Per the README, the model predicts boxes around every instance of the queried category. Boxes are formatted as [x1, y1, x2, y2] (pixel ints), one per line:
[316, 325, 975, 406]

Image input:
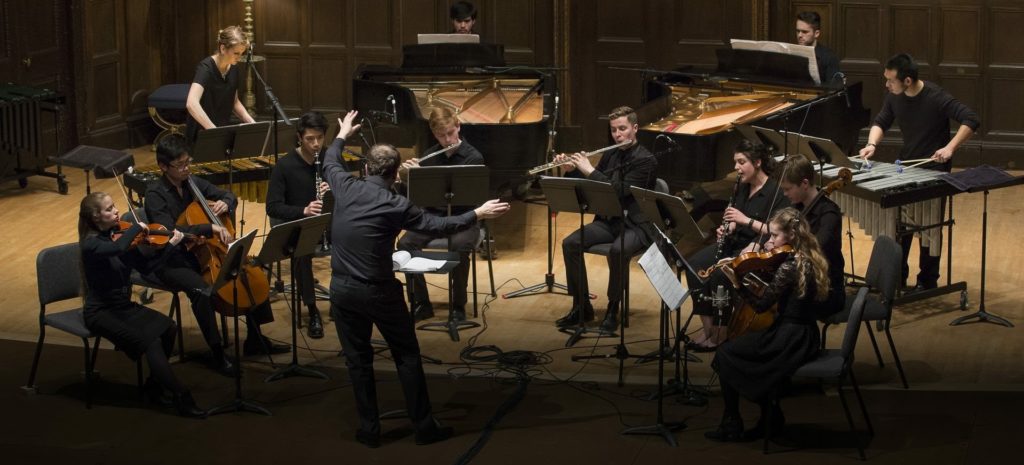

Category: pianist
[858, 53, 981, 292]
[795, 11, 841, 87]
[450, 1, 477, 34]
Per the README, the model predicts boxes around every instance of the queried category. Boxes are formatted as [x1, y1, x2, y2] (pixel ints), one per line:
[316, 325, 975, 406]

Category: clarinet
[713, 171, 742, 262]
[314, 147, 330, 253]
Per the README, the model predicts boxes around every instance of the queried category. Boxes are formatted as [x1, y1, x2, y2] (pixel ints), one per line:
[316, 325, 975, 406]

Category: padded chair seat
[824, 293, 887, 325]
[794, 348, 844, 378]
[148, 84, 189, 110]
[43, 309, 92, 338]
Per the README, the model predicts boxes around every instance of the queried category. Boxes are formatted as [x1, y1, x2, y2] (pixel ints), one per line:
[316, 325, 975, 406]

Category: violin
[112, 220, 199, 249]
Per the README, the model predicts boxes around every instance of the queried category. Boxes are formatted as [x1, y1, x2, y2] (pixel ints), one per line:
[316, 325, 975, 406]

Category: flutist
[266, 111, 330, 339]
[395, 107, 485, 323]
[555, 106, 657, 333]
[684, 141, 789, 351]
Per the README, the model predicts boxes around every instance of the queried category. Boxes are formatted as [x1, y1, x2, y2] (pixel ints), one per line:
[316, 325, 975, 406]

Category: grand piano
[634, 48, 870, 195]
[353, 43, 554, 199]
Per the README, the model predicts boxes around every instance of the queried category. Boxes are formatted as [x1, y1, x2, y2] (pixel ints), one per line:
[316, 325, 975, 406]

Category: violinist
[705, 207, 829, 442]
[779, 155, 845, 316]
[78, 192, 205, 417]
[144, 135, 288, 376]
[685, 141, 789, 351]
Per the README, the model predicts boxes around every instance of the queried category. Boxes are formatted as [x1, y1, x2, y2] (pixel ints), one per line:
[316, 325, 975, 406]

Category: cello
[178, 176, 270, 316]
[722, 168, 853, 339]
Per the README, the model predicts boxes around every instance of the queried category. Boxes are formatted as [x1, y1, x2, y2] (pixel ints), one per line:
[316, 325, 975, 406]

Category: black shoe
[412, 303, 435, 322]
[243, 336, 291, 356]
[211, 354, 238, 377]
[143, 377, 173, 407]
[355, 430, 381, 449]
[415, 424, 454, 445]
[744, 406, 785, 441]
[308, 309, 325, 339]
[910, 282, 938, 293]
[450, 306, 467, 323]
[704, 415, 744, 442]
[596, 302, 620, 333]
[556, 303, 595, 327]
[172, 391, 207, 419]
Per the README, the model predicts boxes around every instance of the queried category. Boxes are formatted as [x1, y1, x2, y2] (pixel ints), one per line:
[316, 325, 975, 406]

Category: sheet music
[730, 39, 821, 85]
[638, 244, 689, 310]
[417, 33, 480, 44]
[392, 251, 447, 272]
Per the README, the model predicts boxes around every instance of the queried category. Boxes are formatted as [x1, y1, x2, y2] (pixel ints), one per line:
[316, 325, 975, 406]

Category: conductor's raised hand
[474, 199, 511, 220]
[337, 111, 362, 140]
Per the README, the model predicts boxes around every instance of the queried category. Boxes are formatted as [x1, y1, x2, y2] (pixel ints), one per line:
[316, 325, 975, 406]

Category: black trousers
[292, 254, 317, 308]
[900, 223, 942, 287]
[330, 274, 435, 437]
[561, 219, 648, 303]
[398, 226, 478, 308]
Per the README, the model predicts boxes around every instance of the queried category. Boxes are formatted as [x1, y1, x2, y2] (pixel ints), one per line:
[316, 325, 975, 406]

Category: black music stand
[622, 242, 690, 446]
[407, 165, 490, 342]
[207, 230, 272, 417]
[630, 186, 710, 406]
[231, 120, 297, 158]
[50, 145, 134, 195]
[945, 169, 1024, 328]
[259, 214, 332, 382]
[539, 176, 623, 348]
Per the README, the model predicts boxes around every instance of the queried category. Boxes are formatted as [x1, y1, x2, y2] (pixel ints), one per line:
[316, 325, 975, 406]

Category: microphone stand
[246, 46, 291, 165]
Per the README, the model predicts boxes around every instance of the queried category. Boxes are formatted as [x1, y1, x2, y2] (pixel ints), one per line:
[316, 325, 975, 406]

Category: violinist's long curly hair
[770, 207, 830, 301]
[78, 192, 110, 299]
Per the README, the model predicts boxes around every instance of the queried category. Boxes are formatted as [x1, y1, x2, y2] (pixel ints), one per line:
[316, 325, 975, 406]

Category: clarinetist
[266, 111, 331, 339]
[555, 106, 657, 334]
[684, 141, 790, 351]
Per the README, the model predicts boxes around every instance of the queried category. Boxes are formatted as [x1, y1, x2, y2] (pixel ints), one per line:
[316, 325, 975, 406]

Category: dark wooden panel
[989, 7, 1024, 66]
[890, 5, 931, 68]
[839, 3, 882, 62]
[311, 0, 348, 47]
[354, 0, 393, 48]
[308, 56, 348, 112]
[986, 78, 1024, 136]
[91, 0, 118, 54]
[91, 62, 123, 124]
[939, 7, 980, 65]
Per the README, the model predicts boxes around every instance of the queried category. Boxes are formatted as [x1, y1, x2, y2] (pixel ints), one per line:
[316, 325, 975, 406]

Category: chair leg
[884, 325, 909, 389]
[90, 336, 101, 369]
[136, 360, 145, 399]
[83, 337, 94, 409]
[472, 247, 479, 318]
[483, 225, 496, 297]
[836, 378, 867, 460]
[25, 324, 47, 390]
[762, 398, 775, 454]
[172, 293, 186, 362]
[820, 322, 831, 349]
[848, 369, 874, 436]
[864, 320, 884, 367]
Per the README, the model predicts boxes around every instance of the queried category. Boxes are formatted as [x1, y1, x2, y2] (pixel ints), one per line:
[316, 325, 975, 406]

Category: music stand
[258, 214, 332, 382]
[539, 176, 623, 347]
[231, 119, 298, 158]
[407, 165, 489, 342]
[49, 145, 134, 195]
[630, 186, 709, 406]
[207, 230, 272, 417]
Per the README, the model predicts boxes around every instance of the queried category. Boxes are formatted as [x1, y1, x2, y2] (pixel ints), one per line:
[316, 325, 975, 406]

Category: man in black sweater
[265, 111, 330, 338]
[396, 107, 486, 323]
[795, 11, 841, 87]
[323, 111, 509, 447]
[859, 53, 981, 291]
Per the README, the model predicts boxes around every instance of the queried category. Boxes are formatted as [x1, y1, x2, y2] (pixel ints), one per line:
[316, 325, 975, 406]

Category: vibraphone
[816, 158, 967, 306]
[1, 84, 67, 193]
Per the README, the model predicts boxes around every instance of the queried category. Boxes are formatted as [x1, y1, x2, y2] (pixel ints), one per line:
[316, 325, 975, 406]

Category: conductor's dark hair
[781, 154, 816, 186]
[734, 139, 777, 176]
[156, 134, 191, 167]
[297, 111, 328, 137]
[796, 11, 821, 30]
[885, 53, 919, 83]
[365, 144, 401, 179]
[450, 1, 477, 20]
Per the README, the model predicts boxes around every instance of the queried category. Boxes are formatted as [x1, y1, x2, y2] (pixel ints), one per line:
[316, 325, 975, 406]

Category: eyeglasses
[169, 158, 193, 170]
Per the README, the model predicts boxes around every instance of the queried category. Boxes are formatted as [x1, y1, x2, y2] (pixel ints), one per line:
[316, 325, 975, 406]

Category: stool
[148, 84, 190, 151]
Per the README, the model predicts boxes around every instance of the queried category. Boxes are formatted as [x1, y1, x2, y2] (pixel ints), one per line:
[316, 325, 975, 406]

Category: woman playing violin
[78, 192, 205, 417]
[685, 141, 789, 350]
[704, 207, 830, 442]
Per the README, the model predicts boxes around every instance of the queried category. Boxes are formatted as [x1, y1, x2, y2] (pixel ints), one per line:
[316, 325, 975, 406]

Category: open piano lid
[714, 48, 818, 88]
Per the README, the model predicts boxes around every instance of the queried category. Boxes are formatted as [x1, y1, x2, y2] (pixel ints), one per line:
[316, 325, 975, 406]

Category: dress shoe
[450, 306, 467, 323]
[355, 430, 381, 449]
[685, 340, 720, 353]
[415, 423, 454, 445]
[307, 309, 325, 339]
[243, 336, 291, 356]
[910, 282, 937, 294]
[143, 377, 173, 407]
[172, 391, 207, 419]
[555, 302, 595, 327]
[704, 415, 744, 442]
[412, 303, 435, 322]
[597, 302, 620, 334]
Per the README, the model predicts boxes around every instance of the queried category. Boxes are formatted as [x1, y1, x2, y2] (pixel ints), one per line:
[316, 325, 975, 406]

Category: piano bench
[147, 84, 189, 151]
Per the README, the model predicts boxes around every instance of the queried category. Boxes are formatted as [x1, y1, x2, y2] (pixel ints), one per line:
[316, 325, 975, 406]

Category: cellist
[144, 135, 289, 377]
[704, 207, 830, 443]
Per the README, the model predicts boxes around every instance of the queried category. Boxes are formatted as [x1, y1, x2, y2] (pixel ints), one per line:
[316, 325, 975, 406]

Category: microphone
[834, 72, 851, 108]
[386, 94, 398, 125]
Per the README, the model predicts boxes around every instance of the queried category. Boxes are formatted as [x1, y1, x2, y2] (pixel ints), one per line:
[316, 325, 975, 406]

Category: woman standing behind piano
[184, 25, 256, 146]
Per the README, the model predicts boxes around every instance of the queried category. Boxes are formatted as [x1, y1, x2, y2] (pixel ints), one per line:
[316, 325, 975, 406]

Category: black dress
[712, 256, 821, 403]
[185, 56, 242, 145]
[81, 225, 175, 360]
